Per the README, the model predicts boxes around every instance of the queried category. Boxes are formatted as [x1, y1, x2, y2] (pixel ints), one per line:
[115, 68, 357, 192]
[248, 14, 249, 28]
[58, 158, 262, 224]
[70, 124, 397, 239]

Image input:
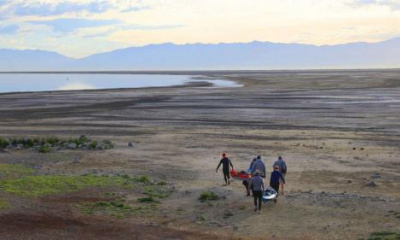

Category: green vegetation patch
[80, 198, 158, 218]
[0, 164, 34, 179]
[0, 199, 10, 211]
[199, 191, 220, 202]
[0, 175, 134, 197]
[368, 231, 400, 240]
[0, 137, 9, 148]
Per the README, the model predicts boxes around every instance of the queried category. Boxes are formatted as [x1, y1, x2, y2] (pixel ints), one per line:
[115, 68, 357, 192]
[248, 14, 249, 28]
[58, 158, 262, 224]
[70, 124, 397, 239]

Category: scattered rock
[371, 173, 381, 179]
[347, 180, 352, 184]
[68, 143, 77, 149]
[353, 147, 356, 150]
[365, 181, 376, 187]
[128, 142, 134, 147]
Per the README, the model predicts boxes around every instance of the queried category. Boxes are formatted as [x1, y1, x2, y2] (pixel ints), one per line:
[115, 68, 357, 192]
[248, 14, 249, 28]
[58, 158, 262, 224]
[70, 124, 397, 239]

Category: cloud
[12, 1, 110, 16]
[0, 24, 19, 34]
[5, 0, 150, 16]
[353, 0, 400, 10]
[29, 18, 120, 33]
[121, 5, 151, 13]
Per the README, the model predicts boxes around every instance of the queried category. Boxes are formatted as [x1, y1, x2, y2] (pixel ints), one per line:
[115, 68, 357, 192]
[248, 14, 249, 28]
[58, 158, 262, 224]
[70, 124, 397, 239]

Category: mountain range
[1, 38, 400, 71]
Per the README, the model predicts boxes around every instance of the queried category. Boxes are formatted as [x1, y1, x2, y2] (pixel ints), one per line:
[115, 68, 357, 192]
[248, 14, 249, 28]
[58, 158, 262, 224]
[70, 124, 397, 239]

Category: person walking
[272, 156, 287, 195]
[251, 155, 266, 178]
[216, 152, 234, 186]
[243, 157, 257, 196]
[248, 170, 265, 213]
[270, 165, 285, 202]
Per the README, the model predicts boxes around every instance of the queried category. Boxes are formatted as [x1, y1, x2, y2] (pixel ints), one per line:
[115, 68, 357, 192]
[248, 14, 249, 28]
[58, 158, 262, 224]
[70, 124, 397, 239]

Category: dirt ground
[1, 70, 400, 240]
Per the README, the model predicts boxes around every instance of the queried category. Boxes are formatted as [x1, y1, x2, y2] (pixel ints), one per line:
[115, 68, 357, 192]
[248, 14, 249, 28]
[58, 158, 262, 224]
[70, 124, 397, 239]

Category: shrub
[38, 146, 51, 153]
[89, 141, 98, 149]
[199, 191, 220, 202]
[46, 137, 60, 146]
[0, 137, 9, 148]
[136, 175, 150, 183]
[23, 138, 34, 147]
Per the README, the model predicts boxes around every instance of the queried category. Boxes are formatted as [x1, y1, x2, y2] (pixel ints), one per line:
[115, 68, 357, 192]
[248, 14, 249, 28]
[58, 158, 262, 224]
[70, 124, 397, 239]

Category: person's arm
[261, 179, 265, 192]
[229, 159, 234, 170]
[216, 160, 222, 172]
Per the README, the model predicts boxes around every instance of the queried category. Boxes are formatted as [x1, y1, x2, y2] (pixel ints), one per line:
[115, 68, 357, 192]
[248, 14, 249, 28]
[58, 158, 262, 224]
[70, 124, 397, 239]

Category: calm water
[0, 74, 240, 93]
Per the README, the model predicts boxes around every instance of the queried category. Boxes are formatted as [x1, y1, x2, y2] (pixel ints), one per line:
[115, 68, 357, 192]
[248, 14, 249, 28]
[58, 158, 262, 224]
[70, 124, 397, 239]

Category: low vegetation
[0, 175, 134, 197]
[0, 164, 34, 179]
[198, 191, 220, 202]
[367, 231, 400, 240]
[0, 135, 114, 153]
[80, 198, 158, 218]
[0, 199, 9, 211]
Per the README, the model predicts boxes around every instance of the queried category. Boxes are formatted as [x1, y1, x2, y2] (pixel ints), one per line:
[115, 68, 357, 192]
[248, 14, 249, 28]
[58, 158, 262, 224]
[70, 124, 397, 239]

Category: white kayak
[262, 187, 278, 201]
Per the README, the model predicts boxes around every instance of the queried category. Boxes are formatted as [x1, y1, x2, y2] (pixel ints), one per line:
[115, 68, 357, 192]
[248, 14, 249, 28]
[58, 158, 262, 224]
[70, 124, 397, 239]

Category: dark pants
[271, 182, 280, 193]
[242, 180, 251, 194]
[223, 169, 230, 184]
[252, 190, 262, 210]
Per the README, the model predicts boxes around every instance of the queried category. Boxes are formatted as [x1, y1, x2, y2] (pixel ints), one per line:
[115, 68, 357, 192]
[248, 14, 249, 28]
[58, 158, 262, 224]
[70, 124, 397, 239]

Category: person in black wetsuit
[216, 152, 234, 185]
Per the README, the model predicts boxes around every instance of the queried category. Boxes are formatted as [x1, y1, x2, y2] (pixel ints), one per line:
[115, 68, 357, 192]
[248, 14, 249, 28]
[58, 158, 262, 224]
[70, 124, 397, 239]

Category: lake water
[0, 74, 241, 93]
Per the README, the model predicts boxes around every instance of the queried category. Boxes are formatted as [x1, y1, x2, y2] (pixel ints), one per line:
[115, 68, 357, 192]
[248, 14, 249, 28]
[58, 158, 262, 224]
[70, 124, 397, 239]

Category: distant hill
[0, 49, 73, 71]
[1, 38, 400, 71]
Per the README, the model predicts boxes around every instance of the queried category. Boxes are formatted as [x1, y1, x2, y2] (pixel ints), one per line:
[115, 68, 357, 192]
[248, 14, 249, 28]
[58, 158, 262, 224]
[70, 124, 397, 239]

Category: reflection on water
[58, 82, 96, 90]
[0, 74, 240, 93]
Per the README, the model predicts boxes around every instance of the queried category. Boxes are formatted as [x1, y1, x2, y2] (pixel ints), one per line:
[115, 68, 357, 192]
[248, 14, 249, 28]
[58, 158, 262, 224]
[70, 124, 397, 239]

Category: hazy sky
[0, 0, 400, 58]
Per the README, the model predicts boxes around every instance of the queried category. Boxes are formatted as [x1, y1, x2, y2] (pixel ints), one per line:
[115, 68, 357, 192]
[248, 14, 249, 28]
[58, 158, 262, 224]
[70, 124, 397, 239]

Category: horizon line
[1, 68, 400, 74]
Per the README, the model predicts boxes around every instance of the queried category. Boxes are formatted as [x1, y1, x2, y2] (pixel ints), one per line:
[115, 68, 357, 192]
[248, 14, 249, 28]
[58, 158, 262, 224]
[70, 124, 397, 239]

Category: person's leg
[242, 180, 250, 196]
[252, 190, 258, 211]
[258, 191, 262, 211]
[271, 183, 280, 203]
[223, 171, 228, 185]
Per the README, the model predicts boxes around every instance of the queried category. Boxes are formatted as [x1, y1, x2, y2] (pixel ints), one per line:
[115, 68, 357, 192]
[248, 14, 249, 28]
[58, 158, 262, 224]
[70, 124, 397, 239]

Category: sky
[0, 0, 400, 58]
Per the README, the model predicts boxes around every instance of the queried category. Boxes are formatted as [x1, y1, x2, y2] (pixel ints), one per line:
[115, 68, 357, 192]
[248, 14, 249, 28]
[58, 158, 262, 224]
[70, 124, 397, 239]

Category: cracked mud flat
[1, 70, 400, 240]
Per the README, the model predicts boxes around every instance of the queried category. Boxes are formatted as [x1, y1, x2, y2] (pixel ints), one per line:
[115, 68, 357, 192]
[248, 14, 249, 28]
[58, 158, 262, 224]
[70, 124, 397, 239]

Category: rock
[365, 181, 376, 187]
[68, 143, 77, 149]
[233, 226, 239, 231]
[353, 147, 356, 150]
[347, 180, 352, 184]
[16, 144, 24, 150]
[128, 142, 134, 147]
[371, 173, 381, 179]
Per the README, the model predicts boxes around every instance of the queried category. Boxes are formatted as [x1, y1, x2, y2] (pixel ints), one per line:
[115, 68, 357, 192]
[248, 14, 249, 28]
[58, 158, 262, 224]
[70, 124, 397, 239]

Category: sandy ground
[1, 70, 400, 240]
